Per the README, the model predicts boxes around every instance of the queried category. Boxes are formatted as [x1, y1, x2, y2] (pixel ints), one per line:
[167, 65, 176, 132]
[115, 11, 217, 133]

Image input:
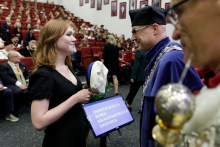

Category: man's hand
[0, 84, 3, 91]
[130, 79, 134, 83]
[19, 84, 26, 90]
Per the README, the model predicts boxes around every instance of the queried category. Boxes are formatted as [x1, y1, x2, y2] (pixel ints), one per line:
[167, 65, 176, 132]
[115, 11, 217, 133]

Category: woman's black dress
[102, 43, 120, 75]
[28, 66, 86, 147]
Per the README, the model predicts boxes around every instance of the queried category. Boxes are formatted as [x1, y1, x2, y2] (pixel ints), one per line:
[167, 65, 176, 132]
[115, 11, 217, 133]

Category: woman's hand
[75, 89, 96, 103]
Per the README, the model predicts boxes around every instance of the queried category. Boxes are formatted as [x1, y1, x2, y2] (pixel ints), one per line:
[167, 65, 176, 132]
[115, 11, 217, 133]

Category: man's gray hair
[8, 50, 18, 58]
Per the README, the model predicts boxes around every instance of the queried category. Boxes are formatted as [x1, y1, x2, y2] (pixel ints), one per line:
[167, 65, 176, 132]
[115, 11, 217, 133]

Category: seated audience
[1, 2, 9, 9]
[101, 33, 107, 42]
[88, 32, 95, 40]
[13, 22, 22, 40]
[79, 38, 90, 47]
[0, 41, 22, 59]
[23, 28, 34, 46]
[0, 50, 30, 117]
[100, 25, 105, 31]
[118, 49, 132, 84]
[124, 43, 131, 51]
[19, 38, 37, 57]
[0, 78, 18, 122]
[85, 24, 91, 30]
[78, 30, 85, 39]
[11, 34, 21, 48]
[25, 18, 33, 26]
[2, 17, 12, 41]
[34, 20, 42, 27]
[33, 24, 41, 32]
[91, 24, 98, 31]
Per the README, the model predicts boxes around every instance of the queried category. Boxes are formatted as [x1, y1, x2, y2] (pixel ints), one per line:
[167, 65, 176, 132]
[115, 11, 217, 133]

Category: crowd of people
[1, 0, 217, 147]
[0, 0, 139, 123]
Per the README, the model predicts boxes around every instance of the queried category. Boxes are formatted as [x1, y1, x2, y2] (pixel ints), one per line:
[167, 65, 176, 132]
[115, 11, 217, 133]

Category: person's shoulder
[160, 49, 184, 64]
[31, 66, 53, 77]
[0, 61, 8, 66]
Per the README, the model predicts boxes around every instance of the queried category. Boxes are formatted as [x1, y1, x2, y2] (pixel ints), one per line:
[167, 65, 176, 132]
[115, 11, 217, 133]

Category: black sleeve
[13, 28, 17, 34]
[102, 44, 108, 60]
[28, 68, 54, 101]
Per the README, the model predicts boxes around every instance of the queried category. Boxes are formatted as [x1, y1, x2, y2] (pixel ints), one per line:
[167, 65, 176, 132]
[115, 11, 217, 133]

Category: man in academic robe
[0, 41, 22, 59]
[19, 37, 37, 57]
[0, 50, 30, 116]
[11, 34, 22, 48]
[166, 0, 220, 143]
[129, 6, 204, 147]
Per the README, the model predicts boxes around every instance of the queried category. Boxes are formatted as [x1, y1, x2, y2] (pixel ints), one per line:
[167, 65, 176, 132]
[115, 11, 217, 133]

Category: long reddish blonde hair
[32, 19, 74, 73]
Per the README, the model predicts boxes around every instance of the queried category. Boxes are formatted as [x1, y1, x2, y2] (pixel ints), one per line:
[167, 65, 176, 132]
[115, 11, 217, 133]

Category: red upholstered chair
[75, 33, 81, 38]
[95, 42, 105, 48]
[0, 59, 8, 65]
[21, 30, 29, 40]
[80, 47, 93, 70]
[8, 25, 14, 34]
[34, 34, 40, 40]
[123, 51, 132, 65]
[15, 47, 22, 52]
[130, 51, 136, 60]
[98, 52, 103, 61]
[91, 47, 102, 61]
[88, 42, 95, 48]
[20, 57, 34, 72]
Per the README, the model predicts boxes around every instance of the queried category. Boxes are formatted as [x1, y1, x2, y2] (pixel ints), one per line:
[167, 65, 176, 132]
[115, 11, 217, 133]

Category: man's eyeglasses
[131, 25, 150, 36]
[164, 0, 189, 27]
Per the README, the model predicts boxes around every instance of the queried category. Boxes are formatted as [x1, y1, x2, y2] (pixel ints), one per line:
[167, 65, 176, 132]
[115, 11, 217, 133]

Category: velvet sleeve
[28, 67, 54, 100]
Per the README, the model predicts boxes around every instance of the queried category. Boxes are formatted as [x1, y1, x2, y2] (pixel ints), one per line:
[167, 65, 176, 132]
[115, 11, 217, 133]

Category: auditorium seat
[88, 42, 95, 47]
[95, 42, 104, 48]
[80, 47, 93, 70]
[20, 57, 34, 72]
[0, 59, 8, 65]
[21, 30, 29, 40]
[91, 47, 102, 61]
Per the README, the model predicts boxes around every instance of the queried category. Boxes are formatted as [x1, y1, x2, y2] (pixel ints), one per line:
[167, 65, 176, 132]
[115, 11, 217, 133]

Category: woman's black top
[102, 43, 120, 71]
[28, 66, 86, 147]
[13, 27, 21, 35]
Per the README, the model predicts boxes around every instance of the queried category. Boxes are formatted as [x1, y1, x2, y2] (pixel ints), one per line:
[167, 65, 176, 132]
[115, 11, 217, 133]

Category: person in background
[0, 78, 19, 122]
[100, 33, 107, 42]
[79, 38, 89, 47]
[118, 49, 132, 84]
[11, 34, 21, 48]
[125, 49, 147, 111]
[100, 25, 104, 31]
[102, 35, 120, 95]
[124, 43, 131, 51]
[88, 32, 95, 40]
[0, 41, 22, 59]
[2, 17, 12, 41]
[19, 38, 37, 57]
[23, 28, 34, 46]
[0, 50, 30, 117]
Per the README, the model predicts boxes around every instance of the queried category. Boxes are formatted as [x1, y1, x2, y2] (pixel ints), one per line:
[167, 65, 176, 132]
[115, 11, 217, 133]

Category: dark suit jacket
[130, 50, 147, 82]
[2, 22, 10, 33]
[0, 78, 2, 85]
[13, 27, 21, 35]
[23, 32, 32, 45]
[0, 62, 30, 86]
[19, 47, 35, 57]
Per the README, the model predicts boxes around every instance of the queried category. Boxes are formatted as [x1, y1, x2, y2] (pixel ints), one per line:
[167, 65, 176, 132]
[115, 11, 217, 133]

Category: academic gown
[140, 37, 204, 147]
